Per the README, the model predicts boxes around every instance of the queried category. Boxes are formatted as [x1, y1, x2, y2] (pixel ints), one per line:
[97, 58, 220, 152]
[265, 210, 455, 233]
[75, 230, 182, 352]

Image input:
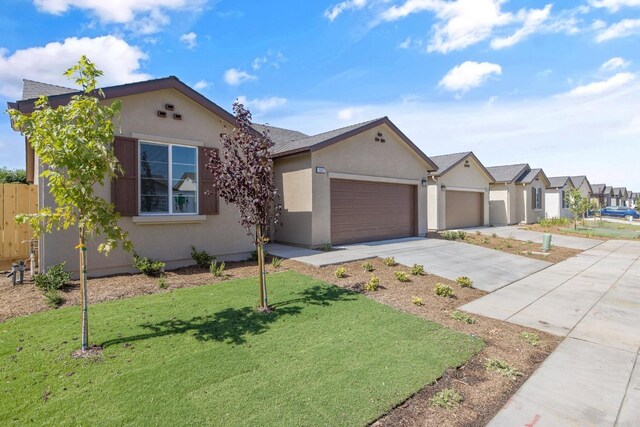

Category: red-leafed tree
[205, 102, 282, 311]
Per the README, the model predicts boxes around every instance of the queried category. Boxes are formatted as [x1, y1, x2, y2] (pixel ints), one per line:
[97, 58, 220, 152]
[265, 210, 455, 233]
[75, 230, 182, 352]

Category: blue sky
[1, 0, 639, 189]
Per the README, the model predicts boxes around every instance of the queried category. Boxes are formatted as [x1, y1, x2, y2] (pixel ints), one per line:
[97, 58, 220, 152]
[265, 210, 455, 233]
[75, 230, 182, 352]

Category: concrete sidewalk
[464, 225, 601, 251]
[461, 240, 640, 426]
[268, 238, 550, 292]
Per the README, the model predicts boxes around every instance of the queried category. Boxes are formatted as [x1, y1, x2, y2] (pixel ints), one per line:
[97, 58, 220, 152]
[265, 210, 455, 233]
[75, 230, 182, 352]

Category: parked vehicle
[600, 206, 640, 220]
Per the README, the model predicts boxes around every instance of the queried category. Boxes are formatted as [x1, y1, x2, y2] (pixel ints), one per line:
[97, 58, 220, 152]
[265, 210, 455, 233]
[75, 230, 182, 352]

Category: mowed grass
[562, 221, 640, 239]
[0, 271, 483, 426]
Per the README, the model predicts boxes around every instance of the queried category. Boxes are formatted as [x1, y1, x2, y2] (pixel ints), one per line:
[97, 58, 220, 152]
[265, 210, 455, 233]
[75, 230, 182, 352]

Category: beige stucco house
[486, 164, 550, 225]
[10, 77, 256, 276]
[570, 176, 593, 200]
[603, 186, 615, 206]
[545, 176, 576, 219]
[591, 184, 608, 208]
[613, 187, 629, 207]
[426, 152, 494, 230]
[269, 117, 437, 246]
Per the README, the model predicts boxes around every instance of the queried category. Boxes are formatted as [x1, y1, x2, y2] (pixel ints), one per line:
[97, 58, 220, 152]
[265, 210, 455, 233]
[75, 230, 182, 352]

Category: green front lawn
[562, 220, 640, 239]
[0, 271, 483, 426]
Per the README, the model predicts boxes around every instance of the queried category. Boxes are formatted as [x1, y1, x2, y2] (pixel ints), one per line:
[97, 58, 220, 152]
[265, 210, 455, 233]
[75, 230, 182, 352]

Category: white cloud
[193, 80, 210, 90]
[325, 0, 367, 21]
[0, 36, 149, 99]
[595, 18, 640, 42]
[223, 68, 257, 86]
[179, 32, 197, 49]
[33, 0, 206, 34]
[600, 57, 630, 72]
[252, 56, 267, 70]
[251, 50, 287, 71]
[589, 0, 640, 12]
[438, 61, 502, 95]
[565, 72, 636, 97]
[490, 4, 552, 49]
[398, 36, 412, 49]
[337, 106, 367, 121]
[236, 95, 287, 113]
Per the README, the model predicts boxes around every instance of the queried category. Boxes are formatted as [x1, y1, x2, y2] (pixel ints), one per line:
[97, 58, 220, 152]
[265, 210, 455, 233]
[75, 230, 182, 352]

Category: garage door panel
[330, 179, 416, 245]
[445, 191, 483, 229]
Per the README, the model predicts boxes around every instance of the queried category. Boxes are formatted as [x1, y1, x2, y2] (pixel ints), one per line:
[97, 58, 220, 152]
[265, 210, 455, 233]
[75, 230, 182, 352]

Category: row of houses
[7, 76, 638, 276]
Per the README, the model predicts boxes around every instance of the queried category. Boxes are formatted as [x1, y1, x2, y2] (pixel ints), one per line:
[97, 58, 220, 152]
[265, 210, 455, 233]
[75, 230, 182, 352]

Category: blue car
[600, 206, 640, 219]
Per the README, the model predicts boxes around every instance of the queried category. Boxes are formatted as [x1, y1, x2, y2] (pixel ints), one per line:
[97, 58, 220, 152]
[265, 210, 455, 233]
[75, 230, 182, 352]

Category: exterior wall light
[421, 178, 427, 187]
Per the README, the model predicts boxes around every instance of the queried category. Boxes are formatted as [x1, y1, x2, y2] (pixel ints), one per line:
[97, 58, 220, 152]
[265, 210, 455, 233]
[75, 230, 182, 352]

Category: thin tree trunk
[256, 226, 265, 310]
[79, 227, 89, 352]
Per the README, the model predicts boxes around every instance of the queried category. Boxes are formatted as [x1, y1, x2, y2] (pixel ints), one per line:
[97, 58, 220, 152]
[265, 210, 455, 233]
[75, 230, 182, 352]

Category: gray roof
[253, 124, 309, 146]
[428, 152, 471, 176]
[486, 163, 529, 183]
[613, 187, 627, 196]
[547, 176, 572, 188]
[604, 186, 613, 194]
[21, 79, 75, 100]
[271, 118, 381, 155]
[518, 168, 545, 184]
[591, 184, 606, 194]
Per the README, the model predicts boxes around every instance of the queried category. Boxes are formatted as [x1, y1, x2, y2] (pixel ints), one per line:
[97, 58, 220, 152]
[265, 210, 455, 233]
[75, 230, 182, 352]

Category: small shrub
[34, 262, 70, 292]
[538, 217, 570, 227]
[364, 275, 380, 292]
[44, 289, 63, 308]
[395, 271, 410, 282]
[484, 358, 523, 380]
[430, 388, 463, 409]
[450, 310, 476, 324]
[321, 243, 332, 252]
[482, 237, 490, 244]
[475, 230, 481, 236]
[411, 296, 424, 306]
[335, 266, 347, 278]
[410, 264, 425, 275]
[271, 257, 283, 268]
[210, 260, 226, 277]
[133, 253, 165, 277]
[526, 240, 534, 245]
[491, 233, 498, 238]
[190, 246, 213, 268]
[456, 276, 473, 288]
[457, 230, 467, 240]
[362, 261, 375, 272]
[157, 277, 168, 289]
[248, 249, 269, 262]
[520, 331, 540, 347]
[434, 283, 455, 298]
[383, 256, 396, 267]
[441, 231, 456, 240]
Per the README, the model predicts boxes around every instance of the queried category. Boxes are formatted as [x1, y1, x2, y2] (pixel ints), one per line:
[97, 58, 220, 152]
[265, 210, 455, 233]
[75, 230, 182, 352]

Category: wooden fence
[1, 184, 38, 267]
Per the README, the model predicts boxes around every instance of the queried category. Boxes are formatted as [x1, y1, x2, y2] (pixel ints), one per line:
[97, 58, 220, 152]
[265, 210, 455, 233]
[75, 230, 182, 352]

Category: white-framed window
[139, 141, 198, 215]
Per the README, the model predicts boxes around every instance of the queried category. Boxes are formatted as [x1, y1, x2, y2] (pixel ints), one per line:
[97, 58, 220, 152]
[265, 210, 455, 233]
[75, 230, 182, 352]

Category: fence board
[1, 184, 38, 264]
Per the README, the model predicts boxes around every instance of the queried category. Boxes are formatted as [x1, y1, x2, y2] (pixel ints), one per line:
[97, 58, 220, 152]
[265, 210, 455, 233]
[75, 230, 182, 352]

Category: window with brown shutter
[112, 136, 138, 216]
[198, 147, 219, 215]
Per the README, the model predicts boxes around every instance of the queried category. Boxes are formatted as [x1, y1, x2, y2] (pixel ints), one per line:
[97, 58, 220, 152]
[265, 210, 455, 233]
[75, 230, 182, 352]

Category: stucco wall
[273, 153, 313, 245]
[39, 88, 254, 277]
[524, 179, 546, 224]
[309, 123, 430, 246]
[427, 180, 440, 231]
[489, 184, 514, 225]
[545, 187, 573, 218]
[515, 185, 525, 224]
[428, 157, 491, 230]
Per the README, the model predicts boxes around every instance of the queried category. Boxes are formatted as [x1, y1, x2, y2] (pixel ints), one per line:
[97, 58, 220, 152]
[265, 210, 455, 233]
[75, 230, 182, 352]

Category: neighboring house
[613, 187, 628, 207]
[545, 176, 575, 219]
[591, 184, 607, 208]
[486, 164, 549, 225]
[570, 176, 593, 200]
[629, 192, 637, 208]
[9, 77, 259, 276]
[426, 152, 494, 230]
[269, 117, 437, 246]
[604, 186, 615, 206]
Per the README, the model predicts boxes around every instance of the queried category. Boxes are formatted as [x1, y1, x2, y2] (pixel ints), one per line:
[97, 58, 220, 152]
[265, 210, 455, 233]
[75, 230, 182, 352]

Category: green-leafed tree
[8, 56, 132, 353]
[564, 188, 585, 230]
[0, 167, 27, 183]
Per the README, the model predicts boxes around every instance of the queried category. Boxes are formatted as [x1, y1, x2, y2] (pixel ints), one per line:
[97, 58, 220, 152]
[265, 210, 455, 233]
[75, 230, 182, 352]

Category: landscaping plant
[9, 56, 132, 352]
[133, 253, 165, 277]
[411, 296, 424, 306]
[335, 266, 347, 278]
[205, 102, 282, 311]
[434, 283, 455, 298]
[383, 256, 397, 267]
[210, 259, 226, 277]
[271, 257, 282, 268]
[191, 246, 213, 268]
[520, 331, 540, 347]
[362, 261, 374, 272]
[564, 188, 585, 230]
[33, 262, 70, 292]
[395, 271, 410, 282]
[430, 388, 463, 409]
[157, 277, 168, 289]
[410, 263, 425, 275]
[450, 310, 476, 324]
[484, 358, 523, 380]
[364, 275, 380, 292]
[456, 276, 473, 288]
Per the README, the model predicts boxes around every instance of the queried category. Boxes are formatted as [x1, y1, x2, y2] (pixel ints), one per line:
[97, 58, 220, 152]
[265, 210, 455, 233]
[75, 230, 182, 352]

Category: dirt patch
[432, 231, 581, 264]
[0, 256, 561, 426]
[289, 258, 561, 427]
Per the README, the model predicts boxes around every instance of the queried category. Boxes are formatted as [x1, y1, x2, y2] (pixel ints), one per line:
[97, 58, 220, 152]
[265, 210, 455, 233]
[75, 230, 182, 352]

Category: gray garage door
[445, 190, 484, 229]
[331, 179, 415, 245]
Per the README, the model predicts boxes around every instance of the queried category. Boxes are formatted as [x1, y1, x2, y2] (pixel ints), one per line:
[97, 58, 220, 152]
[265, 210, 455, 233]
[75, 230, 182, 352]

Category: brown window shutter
[112, 136, 138, 216]
[199, 147, 219, 215]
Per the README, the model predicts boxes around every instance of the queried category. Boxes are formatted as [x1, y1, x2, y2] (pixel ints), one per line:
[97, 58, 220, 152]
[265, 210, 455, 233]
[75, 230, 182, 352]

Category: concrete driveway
[461, 239, 640, 426]
[464, 225, 601, 250]
[268, 237, 551, 292]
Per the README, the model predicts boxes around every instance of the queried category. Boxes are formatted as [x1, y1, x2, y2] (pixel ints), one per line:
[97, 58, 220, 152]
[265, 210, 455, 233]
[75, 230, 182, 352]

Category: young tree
[8, 56, 132, 353]
[0, 167, 27, 183]
[205, 102, 282, 311]
[564, 188, 584, 230]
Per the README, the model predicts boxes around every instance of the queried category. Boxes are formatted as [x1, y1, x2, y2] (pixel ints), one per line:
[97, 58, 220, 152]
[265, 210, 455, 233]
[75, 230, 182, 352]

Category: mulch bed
[0, 257, 562, 426]
[432, 231, 582, 264]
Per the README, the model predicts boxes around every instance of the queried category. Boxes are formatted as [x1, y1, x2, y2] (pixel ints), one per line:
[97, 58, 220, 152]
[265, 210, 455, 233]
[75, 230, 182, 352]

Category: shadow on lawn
[102, 285, 356, 347]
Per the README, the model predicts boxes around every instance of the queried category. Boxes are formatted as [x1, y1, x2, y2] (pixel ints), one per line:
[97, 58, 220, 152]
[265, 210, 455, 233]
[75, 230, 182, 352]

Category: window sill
[132, 215, 206, 225]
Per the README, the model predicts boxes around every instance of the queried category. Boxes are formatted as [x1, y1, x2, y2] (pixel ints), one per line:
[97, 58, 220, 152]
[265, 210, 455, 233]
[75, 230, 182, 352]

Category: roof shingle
[486, 163, 529, 183]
